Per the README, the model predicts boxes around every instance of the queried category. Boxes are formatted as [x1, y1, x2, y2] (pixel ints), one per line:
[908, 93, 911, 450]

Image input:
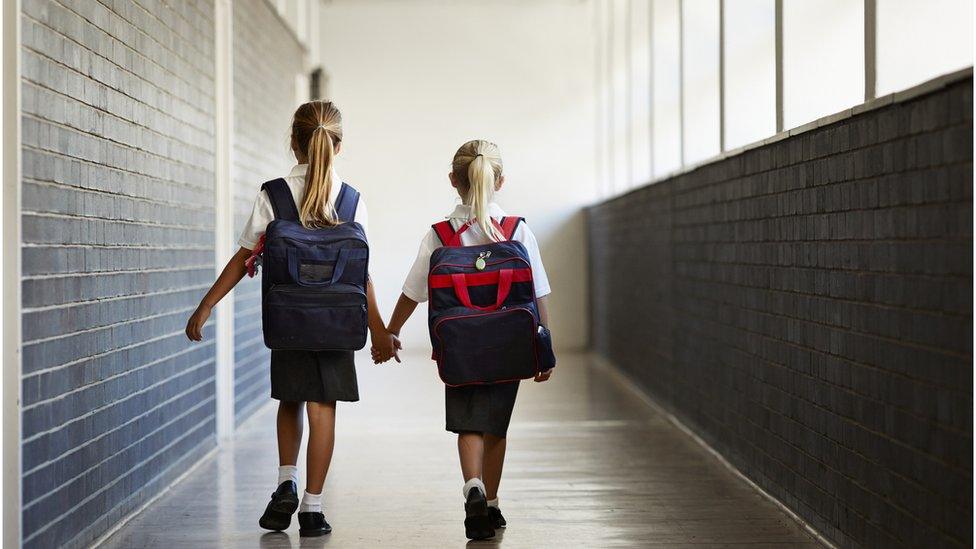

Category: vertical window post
[678, 0, 686, 166]
[625, 0, 634, 188]
[774, 0, 784, 132]
[214, 0, 235, 441]
[606, 0, 616, 195]
[718, 0, 726, 152]
[2, 0, 23, 544]
[647, 0, 655, 178]
[864, 0, 877, 101]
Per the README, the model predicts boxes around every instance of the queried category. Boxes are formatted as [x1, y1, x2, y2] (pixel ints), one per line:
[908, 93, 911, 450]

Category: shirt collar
[448, 202, 507, 220]
[289, 163, 341, 182]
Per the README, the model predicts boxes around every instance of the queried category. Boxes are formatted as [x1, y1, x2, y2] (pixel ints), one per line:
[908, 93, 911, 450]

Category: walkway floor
[98, 352, 822, 548]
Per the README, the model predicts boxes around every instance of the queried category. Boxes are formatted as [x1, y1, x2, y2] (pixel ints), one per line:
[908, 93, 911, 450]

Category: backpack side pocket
[536, 325, 556, 371]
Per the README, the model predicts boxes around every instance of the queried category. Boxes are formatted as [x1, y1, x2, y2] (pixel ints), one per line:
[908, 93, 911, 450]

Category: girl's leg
[482, 434, 507, 500]
[457, 432, 485, 481]
[277, 401, 304, 465]
[305, 401, 337, 494]
[260, 401, 304, 532]
[459, 432, 494, 540]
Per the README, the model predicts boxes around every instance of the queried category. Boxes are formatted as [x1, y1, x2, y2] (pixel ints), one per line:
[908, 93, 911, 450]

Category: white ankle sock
[300, 491, 322, 513]
[277, 465, 299, 487]
[487, 498, 499, 509]
[462, 478, 486, 499]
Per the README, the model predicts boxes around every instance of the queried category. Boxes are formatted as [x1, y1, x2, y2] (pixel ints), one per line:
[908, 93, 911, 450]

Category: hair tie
[316, 124, 327, 130]
[474, 153, 484, 159]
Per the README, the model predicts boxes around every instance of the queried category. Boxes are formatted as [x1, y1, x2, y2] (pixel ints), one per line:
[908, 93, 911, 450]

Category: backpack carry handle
[442, 218, 508, 247]
[287, 247, 368, 286]
[450, 269, 514, 311]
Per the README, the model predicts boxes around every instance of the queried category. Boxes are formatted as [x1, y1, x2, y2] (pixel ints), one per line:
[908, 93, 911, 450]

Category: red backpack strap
[499, 216, 523, 240]
[432, 220, 457, 246]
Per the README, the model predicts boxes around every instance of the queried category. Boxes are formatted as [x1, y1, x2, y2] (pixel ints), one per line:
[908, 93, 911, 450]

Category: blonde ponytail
[467, 154, 503, 241]
[452, 140, 504, 242]
[291, 101, 343, 228]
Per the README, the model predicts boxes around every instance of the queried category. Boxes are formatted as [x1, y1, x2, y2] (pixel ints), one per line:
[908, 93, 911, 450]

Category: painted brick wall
[231, 0, 304, 424]
[19, 1, 217, 547]
[589, 78, 973, 548]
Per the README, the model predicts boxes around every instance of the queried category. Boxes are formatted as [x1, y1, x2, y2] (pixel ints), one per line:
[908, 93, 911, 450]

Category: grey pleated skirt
[445, 381, 520, 438]
[270, 350, 359, 403]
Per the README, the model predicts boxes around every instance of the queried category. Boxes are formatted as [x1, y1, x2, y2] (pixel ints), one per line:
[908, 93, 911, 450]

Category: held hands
[371, 329, 402, 364]
[185, 304, 211, 341]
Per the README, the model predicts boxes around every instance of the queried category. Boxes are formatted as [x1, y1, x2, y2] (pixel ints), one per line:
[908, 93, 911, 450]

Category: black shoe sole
[259, 496, 299, 531]
[299, 526, 333, 537]
[464, 495, 495, 540]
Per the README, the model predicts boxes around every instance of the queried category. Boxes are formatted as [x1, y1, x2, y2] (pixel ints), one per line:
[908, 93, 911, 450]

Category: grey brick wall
[232, 0, 304, 424]
[589, 78, 973, 548]
[19, 1, 217, 547]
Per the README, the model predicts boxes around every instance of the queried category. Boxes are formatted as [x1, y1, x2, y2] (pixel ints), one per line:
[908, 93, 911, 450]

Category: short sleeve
[515, 222, 551, 298]
[237, 190, 274, 250]
[401, 230, 438, 303]
[354, 195, 369, 235]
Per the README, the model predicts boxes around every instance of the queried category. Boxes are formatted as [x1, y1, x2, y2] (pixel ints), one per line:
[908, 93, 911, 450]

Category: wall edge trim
[87, 443, 219, 549]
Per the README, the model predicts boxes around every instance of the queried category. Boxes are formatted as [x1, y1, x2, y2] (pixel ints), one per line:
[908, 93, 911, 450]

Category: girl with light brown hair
[186, 101, 399, 537]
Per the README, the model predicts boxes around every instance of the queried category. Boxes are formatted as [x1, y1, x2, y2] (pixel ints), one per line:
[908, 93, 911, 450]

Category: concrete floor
[98, 351, 822, 548]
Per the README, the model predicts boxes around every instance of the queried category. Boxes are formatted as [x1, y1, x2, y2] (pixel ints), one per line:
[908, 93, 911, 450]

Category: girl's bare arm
[186, 246, 251, 341]
[537, 295, 550, 327]
[386, 293, 419, 336]
[367, 277, 399, 362]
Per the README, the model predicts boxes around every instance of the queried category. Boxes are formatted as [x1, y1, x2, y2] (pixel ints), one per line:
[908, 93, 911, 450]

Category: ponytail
[290, 101, 343, 229]
[452, 140, 504, 242]
[467, 155, 503, 241]
[300, 126, 338, 228]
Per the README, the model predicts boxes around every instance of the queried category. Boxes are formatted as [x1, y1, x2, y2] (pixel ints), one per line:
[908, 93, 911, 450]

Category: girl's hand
[371, 330, 401, 364]
[533, 368, 553, 383]
[185, 305, 212, 341]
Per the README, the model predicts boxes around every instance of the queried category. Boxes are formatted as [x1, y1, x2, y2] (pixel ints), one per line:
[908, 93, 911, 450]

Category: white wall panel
[652, 0, 682, 176]
[681, 0, 721, 164]
[723, 0, 776, 149]
[782, 0, 863, 127]
[877, 0, 973, 95]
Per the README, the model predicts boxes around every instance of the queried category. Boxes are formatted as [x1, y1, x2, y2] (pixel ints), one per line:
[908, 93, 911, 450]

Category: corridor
[99, 352, 821, 548]
[4, 1, 971, 546]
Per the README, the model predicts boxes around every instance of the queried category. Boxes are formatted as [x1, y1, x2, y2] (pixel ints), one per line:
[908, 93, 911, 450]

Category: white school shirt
[401, 203, 552, 303]
[237, 163, 369, 250]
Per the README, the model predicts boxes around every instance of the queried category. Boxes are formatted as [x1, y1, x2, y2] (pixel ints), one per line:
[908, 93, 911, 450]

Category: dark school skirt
[445, 381, 520, 438]
[270, 350, 359, 403]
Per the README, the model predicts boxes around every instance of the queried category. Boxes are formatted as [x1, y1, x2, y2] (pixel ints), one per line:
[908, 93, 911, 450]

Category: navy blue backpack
[259, 178, 369, 351]
[427, 217, 556, 387]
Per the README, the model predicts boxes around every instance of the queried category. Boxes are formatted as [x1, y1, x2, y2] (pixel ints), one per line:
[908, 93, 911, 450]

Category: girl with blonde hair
[378, 139, 553, 540]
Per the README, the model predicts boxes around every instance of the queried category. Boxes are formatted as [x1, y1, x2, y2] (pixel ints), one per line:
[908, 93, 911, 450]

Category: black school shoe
[463, 488, 495, 540]
[298, 511, 333, 537]
[259, 481, 299, 531]
[488, 506, 506, 529]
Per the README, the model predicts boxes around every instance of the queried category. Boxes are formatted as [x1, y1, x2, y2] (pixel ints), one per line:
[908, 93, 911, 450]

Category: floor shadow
[466, 528, 504, 547]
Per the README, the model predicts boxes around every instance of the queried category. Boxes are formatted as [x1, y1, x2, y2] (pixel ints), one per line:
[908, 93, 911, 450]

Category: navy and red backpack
[427, 216, 556, 387]
[258, 178, 369, 351]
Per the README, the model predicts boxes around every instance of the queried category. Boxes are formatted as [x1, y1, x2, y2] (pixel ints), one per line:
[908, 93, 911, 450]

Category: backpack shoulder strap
[260, 178, 299, 222]
[432, 220, 457, 246]
[335, 182, 360, 223]
[499, 216, 523, 240]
